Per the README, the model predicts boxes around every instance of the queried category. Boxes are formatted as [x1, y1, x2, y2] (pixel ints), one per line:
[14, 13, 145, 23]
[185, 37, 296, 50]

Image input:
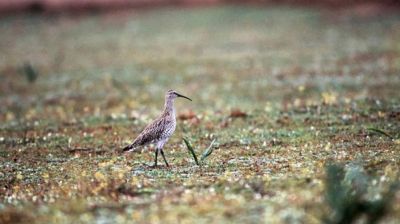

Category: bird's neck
[163, 99, 175, 117]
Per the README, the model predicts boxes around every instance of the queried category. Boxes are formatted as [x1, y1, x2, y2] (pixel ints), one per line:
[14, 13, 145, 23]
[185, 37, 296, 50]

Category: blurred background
[1, 0, 400, 120]
[1, 0, 400, 223]
[1, 0, 400, 13]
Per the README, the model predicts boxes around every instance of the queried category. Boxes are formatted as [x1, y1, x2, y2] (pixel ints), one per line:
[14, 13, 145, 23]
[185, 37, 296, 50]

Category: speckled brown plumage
[122, 90, 192, 167]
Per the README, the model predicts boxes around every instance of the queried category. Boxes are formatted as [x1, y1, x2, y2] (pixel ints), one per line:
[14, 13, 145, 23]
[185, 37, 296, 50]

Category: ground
[0, 6, 400, 224]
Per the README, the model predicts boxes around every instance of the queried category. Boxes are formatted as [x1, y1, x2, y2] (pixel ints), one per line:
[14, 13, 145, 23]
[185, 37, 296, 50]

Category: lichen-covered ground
[1, 6, 400, 224]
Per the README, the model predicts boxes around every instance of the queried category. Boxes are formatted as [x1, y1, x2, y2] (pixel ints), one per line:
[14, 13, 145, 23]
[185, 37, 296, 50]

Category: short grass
[1, 6, 400, 224]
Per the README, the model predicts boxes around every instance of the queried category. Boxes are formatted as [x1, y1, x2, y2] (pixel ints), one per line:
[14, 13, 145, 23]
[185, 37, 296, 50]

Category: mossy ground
[1, 6, 400, 224]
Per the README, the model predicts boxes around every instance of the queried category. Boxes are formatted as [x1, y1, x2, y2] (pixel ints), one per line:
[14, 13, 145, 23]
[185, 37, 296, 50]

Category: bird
[122, 89, 192, 167]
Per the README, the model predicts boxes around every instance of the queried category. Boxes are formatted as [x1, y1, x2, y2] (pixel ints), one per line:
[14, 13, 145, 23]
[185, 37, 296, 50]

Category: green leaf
[183, 138, 199, 166]
[200, 139, 216, 162]
[367, 128, 394, 140]
[21, 63, 38, 83]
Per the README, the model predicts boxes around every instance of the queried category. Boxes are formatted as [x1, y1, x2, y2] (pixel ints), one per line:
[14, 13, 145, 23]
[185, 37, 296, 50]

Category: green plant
[183, 138, 200, 166]
[324, 163, 399, 224]
[366, 128, 395, 140]
[19, 62, 38, 83]
[183, 138, 216, 166]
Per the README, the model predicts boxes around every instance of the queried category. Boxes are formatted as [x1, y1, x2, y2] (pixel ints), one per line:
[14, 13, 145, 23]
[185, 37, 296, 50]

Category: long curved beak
[176, 92, 192, 101]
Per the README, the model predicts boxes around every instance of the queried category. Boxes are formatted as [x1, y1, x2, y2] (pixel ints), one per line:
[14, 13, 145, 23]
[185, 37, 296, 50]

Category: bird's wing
[131, 117, 169, 147]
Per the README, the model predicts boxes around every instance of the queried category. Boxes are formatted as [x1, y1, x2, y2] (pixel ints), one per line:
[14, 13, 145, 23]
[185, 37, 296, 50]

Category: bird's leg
[153, 148, 159, 167]
[160, 149, 169, 167]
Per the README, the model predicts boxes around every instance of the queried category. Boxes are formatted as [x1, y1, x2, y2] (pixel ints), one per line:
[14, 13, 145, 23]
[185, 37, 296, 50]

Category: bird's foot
[148, 164, 157, 169]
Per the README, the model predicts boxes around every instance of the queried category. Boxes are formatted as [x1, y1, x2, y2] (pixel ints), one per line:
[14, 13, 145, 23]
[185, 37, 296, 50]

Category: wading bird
[122, 90, 192, 167]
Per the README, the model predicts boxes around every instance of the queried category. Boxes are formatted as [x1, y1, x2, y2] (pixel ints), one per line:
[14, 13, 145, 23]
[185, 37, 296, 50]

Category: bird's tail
[122, 143, 136, 152]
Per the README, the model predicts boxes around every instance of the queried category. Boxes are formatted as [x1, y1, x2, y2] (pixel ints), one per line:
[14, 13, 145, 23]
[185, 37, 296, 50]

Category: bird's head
[166, 89, 192, 101]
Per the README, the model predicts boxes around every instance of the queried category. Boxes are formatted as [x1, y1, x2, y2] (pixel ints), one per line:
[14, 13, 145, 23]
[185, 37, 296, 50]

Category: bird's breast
[164, 120, 176, 138]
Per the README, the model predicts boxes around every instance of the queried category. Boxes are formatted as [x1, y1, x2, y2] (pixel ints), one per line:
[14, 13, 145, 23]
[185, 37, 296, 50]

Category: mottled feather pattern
[122, 90, 191, 164]
[123, 110, 176, 152]
[132, 115, 175, 147]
